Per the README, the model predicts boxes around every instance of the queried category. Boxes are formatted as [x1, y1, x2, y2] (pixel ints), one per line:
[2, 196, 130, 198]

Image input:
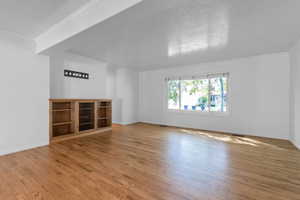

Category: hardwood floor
[1, 123, 300, 200]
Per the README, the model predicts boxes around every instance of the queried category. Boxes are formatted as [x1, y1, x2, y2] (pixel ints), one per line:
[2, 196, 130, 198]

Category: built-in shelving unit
[50, 101, 75, 138]
[79, 102, 95, 132]
[97, 101, 112, 128]
[49, 99, 112, 143]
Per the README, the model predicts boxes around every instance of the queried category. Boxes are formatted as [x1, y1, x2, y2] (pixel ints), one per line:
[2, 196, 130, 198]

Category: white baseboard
[290, 139, 300, 150]
[113, 121, 139, 126]
[139, 120, 162, 126]
[140, 120, 242, 135]
[0, 141, 49, 156]
[139, 120, 291, 141]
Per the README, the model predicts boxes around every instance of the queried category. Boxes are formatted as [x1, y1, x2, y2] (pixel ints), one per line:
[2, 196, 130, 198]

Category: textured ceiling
[0, 0, 91, 39]
[1, 0, 300, 70]
[64, 0, 300, 70]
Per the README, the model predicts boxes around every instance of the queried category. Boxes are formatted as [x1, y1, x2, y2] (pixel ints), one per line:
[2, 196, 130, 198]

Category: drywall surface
[50, 54, 139, 125]
[115, 68, 139, 124]
[139, 53, 290, 140]
[35, 0, 143, 53]
[50, 53, 107, 99]
[0, 32, 49, 156]
[106, 67, 121, 123]
[289, 41, 300, 149]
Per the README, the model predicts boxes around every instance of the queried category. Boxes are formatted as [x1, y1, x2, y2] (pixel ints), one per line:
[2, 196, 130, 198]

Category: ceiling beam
[35, 0, 143, 54]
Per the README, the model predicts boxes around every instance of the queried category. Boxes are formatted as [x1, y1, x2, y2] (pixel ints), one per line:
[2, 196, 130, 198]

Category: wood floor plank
[0, 123, 300, 200]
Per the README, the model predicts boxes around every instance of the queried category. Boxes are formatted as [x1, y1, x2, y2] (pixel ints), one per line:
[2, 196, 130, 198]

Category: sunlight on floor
[179, 129, 288, 151]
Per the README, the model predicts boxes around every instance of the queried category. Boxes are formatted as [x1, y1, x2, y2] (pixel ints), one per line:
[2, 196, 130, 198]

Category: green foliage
[182, 80, 206, 95]
[198, 96, 208, 105]
[168, 80, 179, 104]
[168, 76, 227, 111]
[168, 79, 209, 105]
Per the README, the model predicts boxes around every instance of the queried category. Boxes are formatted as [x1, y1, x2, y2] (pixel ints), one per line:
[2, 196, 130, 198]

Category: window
[167, 73, 228, 113]
[167, 80, 180, 110]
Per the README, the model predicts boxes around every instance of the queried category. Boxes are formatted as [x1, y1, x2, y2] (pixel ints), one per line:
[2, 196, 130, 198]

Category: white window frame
[165, 73, 230, 116]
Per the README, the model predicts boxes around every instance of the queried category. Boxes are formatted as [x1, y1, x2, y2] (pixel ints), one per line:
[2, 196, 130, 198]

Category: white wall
[115, 68, 139, 125]
[102, 67, 139, 125]
[139, 53, 290, 140]
[49, 54, 139, 125]
[106, 67, 121, 123]
[50, 53, 107, 99]
[0, 32, 49, 156]
[0, 32, 292, 156]
[289, 41, 300, 149]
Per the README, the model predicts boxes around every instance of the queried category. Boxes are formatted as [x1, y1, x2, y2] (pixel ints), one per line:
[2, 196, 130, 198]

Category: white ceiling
[61, 0, 300, 70]
[2, 0, 300, 70]
[0, 0, 91, 39]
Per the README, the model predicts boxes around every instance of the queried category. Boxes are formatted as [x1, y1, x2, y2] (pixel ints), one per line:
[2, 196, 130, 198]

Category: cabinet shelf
[52, 109, 71, 112]
[80, 108, 93, 111]
[79, 102, 95, 132]
[50, 99, 112, 142]
[53, 121, 72, 126]
[80, 122, 93, 126]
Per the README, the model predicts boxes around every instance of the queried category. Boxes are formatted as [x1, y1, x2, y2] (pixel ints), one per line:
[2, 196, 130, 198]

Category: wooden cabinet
[49, 99, 112, 143]
[79, 102, 95, 132]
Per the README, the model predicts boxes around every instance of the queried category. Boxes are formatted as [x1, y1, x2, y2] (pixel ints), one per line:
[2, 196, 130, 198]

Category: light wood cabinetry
[49, 99, 112, 143]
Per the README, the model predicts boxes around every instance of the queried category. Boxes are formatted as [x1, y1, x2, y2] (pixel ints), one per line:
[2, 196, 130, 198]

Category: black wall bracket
[64, 70, 89, 80]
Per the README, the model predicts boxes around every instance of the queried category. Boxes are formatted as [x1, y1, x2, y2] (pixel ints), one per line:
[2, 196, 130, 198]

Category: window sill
[166, 109, 230, 117]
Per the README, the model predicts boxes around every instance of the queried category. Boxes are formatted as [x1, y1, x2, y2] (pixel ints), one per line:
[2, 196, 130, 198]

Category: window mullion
[220, 77, 224, 112]
[208, 78, 211, 112]
[179, 80, 182, 110]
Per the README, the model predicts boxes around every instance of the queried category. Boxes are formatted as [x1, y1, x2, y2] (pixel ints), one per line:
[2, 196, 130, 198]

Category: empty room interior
[1, 0, 300, 199]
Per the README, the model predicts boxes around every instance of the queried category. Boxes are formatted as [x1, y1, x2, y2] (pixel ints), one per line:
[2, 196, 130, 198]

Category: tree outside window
[167, 74, 228, 112]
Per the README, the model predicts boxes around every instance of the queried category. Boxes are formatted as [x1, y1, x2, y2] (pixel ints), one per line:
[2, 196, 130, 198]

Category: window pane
[180, 79, 209, 111]
[168, 80, 180, 109]
[210, 77, 228, 112]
